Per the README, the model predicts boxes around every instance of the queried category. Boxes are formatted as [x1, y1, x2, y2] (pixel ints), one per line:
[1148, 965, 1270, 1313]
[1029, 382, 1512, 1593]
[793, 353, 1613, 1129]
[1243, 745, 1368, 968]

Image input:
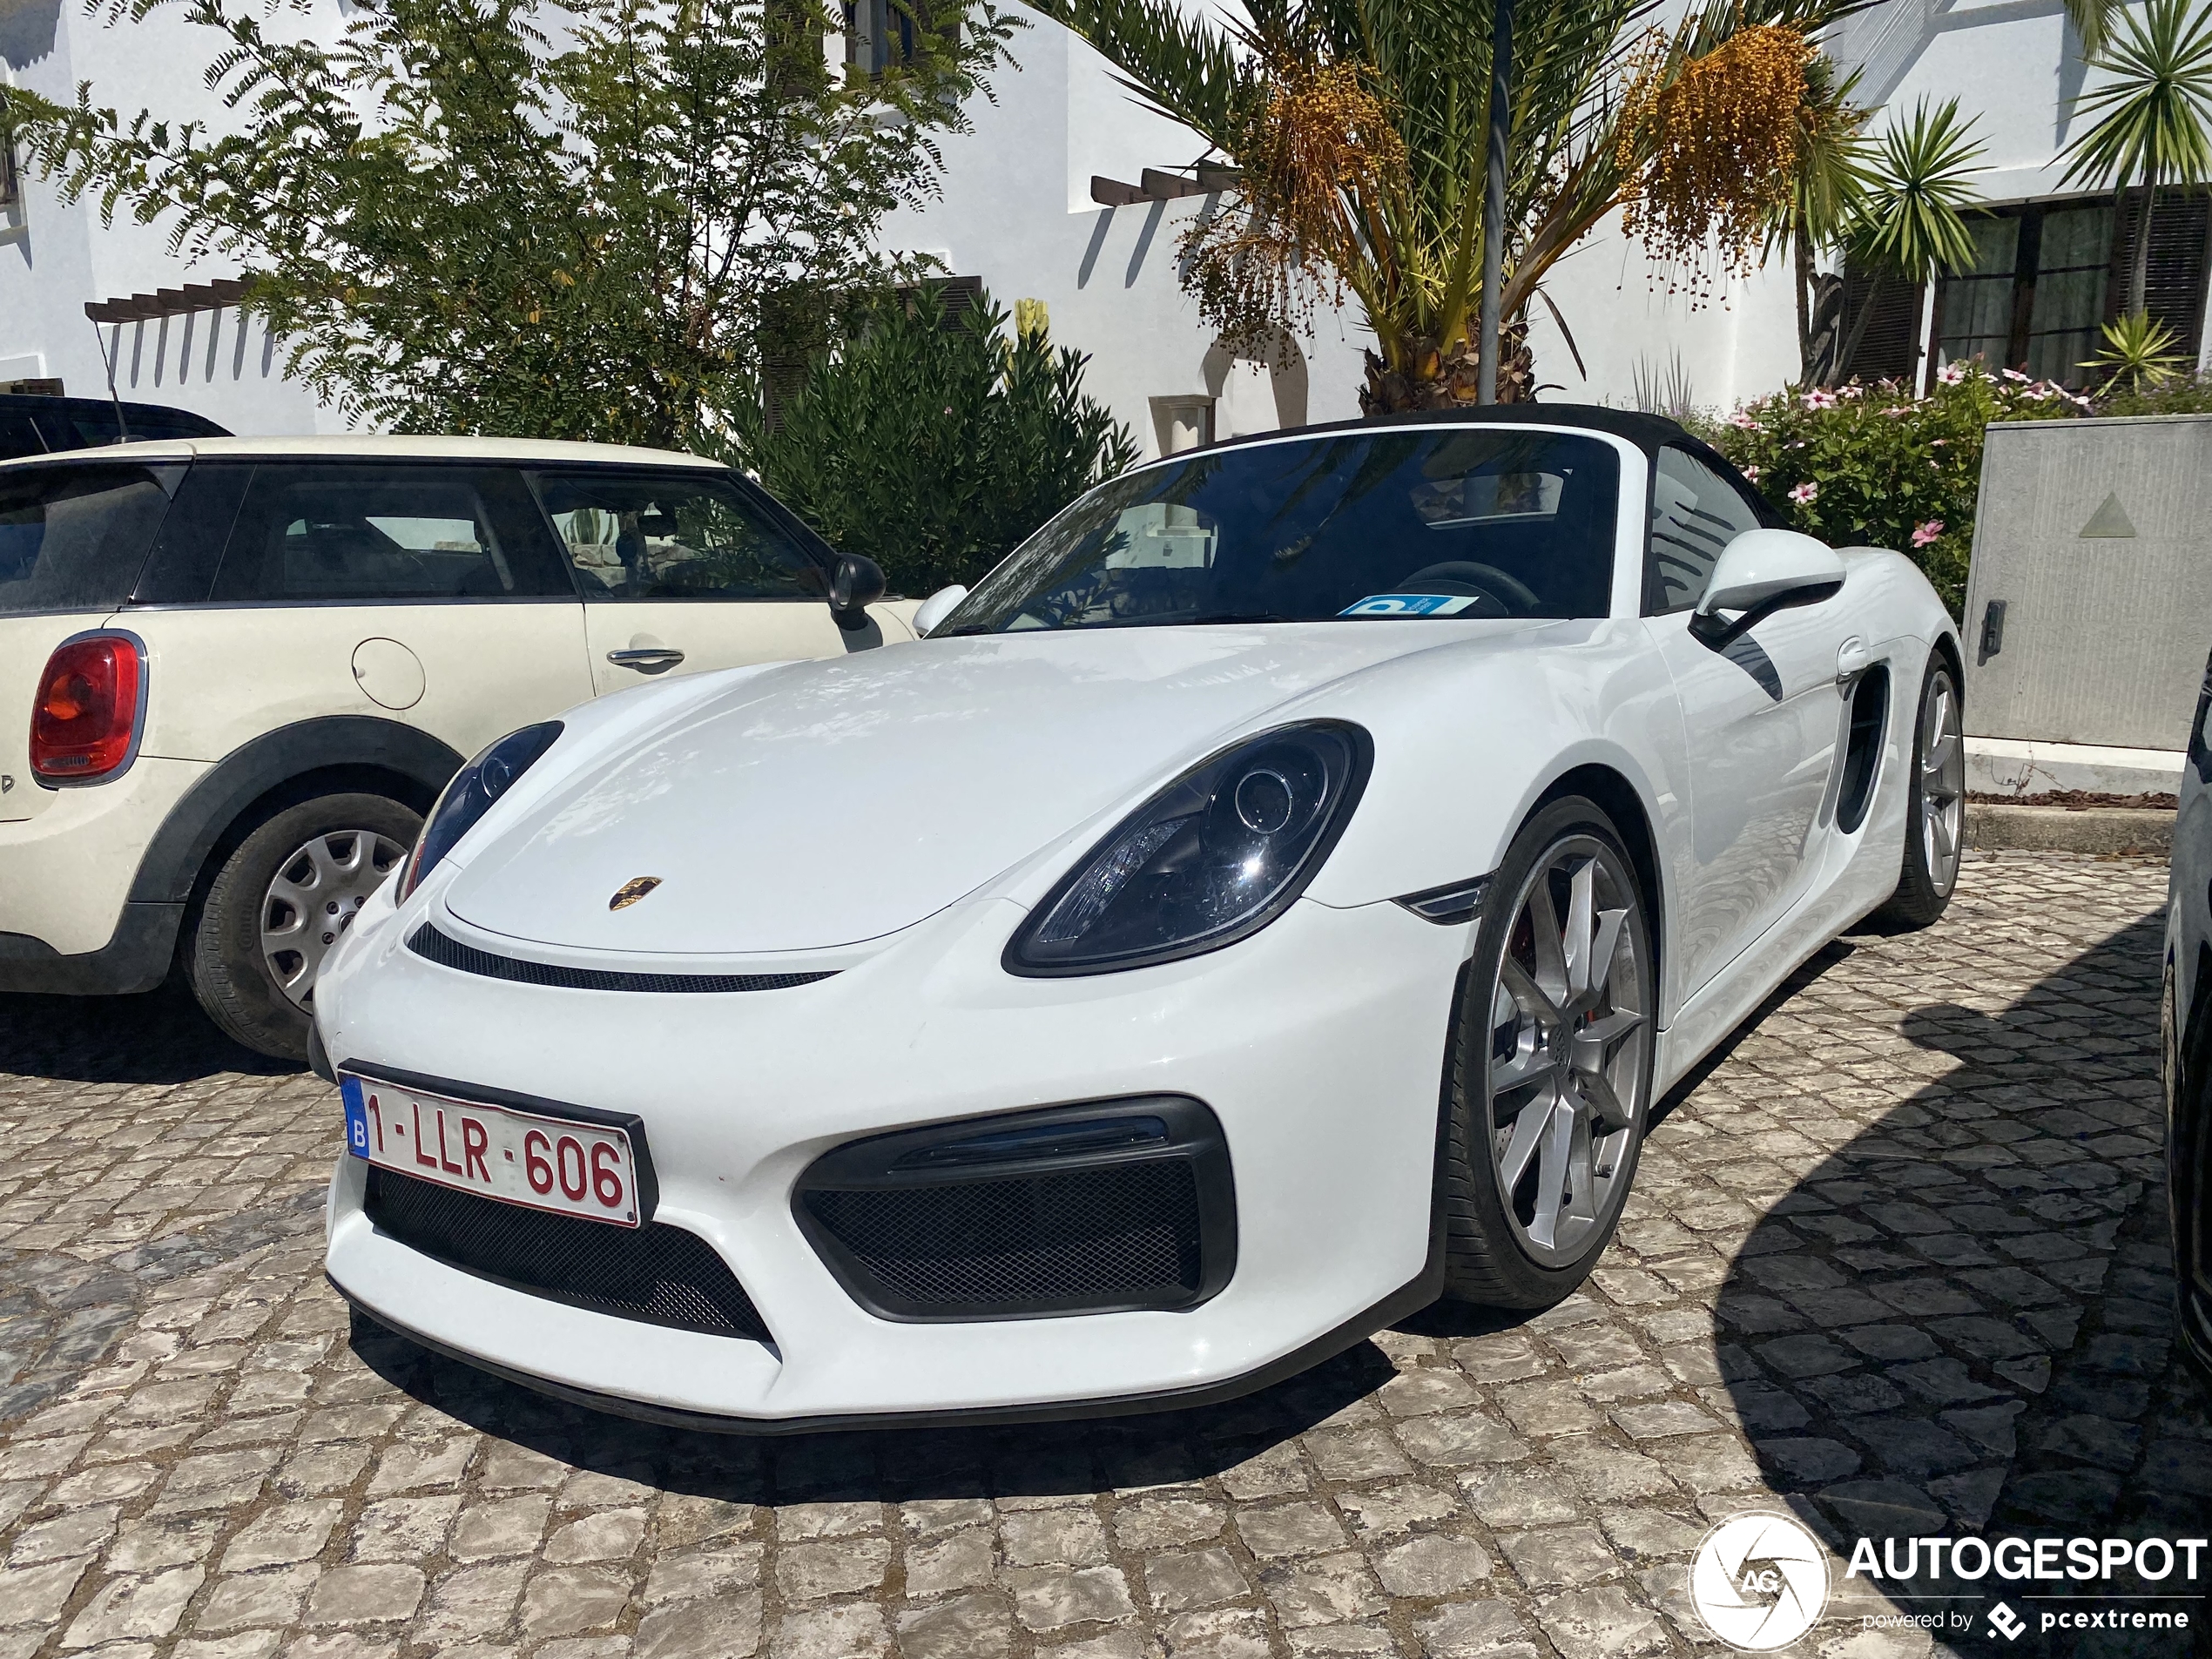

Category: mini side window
[1646, 447, 1763, 615]
[530, 469, 827, 602]
[211, 466, 572, 603]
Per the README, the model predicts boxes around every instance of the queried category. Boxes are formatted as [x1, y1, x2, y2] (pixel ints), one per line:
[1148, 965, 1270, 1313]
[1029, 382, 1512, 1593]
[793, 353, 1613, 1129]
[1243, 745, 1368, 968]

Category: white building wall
[4, 0, 2172, 442]
[883, 23, 1372, 455]
[1, 0, 336, 432]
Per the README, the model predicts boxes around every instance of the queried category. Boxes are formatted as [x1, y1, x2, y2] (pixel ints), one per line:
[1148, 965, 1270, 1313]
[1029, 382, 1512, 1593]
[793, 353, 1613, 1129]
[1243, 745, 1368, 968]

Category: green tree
[1760, 51, 1874, 384]
[749, 286, 1139, 597]
[1023, 0, 1861, 410]
[2060, 0, 2212, 322]
[2067, 0, 2121, 59]
[1832, 97, 1987, 383]
[10, 0, 1012, 448]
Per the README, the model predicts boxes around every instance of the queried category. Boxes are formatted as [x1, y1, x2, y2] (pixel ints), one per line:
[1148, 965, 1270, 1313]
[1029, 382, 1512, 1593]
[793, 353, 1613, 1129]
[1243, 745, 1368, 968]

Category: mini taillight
[30, 635, 144, 783]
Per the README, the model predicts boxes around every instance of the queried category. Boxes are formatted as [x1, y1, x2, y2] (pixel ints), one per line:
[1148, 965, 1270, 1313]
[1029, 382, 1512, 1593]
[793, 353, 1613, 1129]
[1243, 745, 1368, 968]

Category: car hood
[442, 624, 1529, 955]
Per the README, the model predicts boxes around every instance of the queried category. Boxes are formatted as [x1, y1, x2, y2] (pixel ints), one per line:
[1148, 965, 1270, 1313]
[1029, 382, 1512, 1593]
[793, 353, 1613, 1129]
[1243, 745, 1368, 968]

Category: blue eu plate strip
[341, 1075, 369, 1158]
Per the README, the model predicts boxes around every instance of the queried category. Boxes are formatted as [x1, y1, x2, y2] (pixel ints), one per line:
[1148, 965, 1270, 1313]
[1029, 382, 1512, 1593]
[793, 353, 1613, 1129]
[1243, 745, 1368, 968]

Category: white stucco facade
[3, 0, 2202, 446]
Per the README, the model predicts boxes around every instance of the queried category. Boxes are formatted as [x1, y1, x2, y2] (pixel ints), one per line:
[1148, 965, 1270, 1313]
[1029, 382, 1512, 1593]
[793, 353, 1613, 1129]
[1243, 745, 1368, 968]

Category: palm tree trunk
[1359, 322, 1534, 412]
[1794, 229, 1813, 383]
[1835, 271, 1881, 387]
[2128, 175, 2158, 317]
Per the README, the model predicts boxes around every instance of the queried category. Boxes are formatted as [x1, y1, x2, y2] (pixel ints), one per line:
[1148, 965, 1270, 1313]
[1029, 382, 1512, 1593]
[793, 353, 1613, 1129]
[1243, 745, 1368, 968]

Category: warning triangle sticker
[2079, 492, 2137, 538]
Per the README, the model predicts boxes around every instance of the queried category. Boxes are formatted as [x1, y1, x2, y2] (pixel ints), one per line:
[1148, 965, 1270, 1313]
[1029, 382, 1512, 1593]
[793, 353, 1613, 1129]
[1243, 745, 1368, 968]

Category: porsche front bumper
[314, 879, 1466, 1427]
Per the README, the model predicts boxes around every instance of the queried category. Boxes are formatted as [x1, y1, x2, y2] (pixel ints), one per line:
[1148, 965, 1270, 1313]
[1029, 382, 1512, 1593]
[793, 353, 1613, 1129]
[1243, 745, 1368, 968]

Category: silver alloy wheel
[260, 829, 408, 1008]
[1919, 671, 1966, 899]
[1485, 836, 1649, 1267]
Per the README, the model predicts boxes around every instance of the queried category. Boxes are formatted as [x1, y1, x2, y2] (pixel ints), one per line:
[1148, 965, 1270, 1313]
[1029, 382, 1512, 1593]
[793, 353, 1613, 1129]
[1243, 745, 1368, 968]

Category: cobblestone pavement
[1, 853, 2206, 1659]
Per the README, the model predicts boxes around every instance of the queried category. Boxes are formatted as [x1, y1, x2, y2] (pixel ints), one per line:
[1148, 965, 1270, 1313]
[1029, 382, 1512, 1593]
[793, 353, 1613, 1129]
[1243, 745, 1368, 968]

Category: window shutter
[2108, 188, 2211, 361]
[1839, 259, 1925, 384]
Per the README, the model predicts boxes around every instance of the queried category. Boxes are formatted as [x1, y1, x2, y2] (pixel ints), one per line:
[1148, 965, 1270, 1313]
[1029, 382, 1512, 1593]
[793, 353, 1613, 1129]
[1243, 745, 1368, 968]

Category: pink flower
[1788, 481, 1819, 505]
[1911, 520, 1943, 548]
[1730, 410, 1761, 429]
[1931, 438, 1948, 447]
[2001, 368, 2030, 382]
[1937, 362, 1966, 385]
[1742, 464, 1762, 482]
[1839, 384, 1865, 399]
[1802, 389, 1838, 411]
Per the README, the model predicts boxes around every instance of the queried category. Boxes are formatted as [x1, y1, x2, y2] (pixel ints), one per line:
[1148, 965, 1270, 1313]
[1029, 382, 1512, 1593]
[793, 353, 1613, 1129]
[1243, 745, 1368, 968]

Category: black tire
[1440, 797, 1656, 1308]
[187, 792, 419, 1061]
[1871, 657, 1965, 932]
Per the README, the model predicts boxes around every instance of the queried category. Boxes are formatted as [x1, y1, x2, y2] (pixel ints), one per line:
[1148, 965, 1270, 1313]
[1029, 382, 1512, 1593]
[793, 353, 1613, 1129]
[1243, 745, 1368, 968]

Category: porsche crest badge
[609, 877, 664, 912]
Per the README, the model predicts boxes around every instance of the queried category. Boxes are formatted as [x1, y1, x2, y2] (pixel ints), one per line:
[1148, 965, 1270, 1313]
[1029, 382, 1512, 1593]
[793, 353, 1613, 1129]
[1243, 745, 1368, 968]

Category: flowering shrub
[1697, 362, 2087, 616]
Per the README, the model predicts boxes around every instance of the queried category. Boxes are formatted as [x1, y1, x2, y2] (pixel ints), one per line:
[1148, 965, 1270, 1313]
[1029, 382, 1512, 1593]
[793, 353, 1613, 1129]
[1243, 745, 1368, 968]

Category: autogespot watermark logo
[1848, 1533, 2207, 1644]
[1690, 1512, 1831, 1650]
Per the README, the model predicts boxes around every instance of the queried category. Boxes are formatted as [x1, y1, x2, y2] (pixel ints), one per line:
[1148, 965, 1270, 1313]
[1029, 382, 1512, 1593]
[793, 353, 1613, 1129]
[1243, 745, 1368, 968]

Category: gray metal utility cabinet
[1962, 414, 2212, 753]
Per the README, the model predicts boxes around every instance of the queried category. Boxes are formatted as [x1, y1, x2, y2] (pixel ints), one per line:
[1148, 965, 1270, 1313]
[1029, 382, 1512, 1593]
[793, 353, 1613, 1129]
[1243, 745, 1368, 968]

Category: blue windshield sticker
[341, 1075, 370, 1158]
[1339, 593, 1480, 617]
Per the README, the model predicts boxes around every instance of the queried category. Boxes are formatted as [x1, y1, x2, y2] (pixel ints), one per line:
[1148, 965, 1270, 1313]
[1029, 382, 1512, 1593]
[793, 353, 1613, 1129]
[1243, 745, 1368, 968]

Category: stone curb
[1966, 802, 2174, 855]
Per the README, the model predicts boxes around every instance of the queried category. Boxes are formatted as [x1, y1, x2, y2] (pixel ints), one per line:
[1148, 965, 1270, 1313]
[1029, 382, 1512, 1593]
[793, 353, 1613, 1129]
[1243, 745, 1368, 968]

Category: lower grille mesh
[366, 1167, 768, 1340]
[800, 1161, 1204, 1315]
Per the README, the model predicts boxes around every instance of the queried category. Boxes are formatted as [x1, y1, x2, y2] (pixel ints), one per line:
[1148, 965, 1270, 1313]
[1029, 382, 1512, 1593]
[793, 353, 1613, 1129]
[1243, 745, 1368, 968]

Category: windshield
[941, 428, 1619, 634]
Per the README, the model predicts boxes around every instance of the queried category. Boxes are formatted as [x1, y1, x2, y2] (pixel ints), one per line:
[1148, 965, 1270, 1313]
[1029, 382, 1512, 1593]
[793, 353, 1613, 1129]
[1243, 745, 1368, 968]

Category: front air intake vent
[408, 924, 834, 995]
[365, 1167, 770, 1340]
[794, 1097, 1237, 1321]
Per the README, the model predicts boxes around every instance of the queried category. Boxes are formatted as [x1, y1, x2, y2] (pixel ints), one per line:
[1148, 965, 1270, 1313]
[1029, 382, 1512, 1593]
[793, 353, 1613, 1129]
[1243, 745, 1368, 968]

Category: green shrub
[1703, 363, 2087, 616]
[749, 285, 1138, 598]
[2097, 369, 2212, 415]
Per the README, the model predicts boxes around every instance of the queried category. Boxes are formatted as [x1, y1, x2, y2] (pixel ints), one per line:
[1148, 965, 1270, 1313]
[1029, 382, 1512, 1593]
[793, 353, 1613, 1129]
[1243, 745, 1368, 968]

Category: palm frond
[2060, 0, 2212, 194]
[1021, 0, 1255, 144]
[1850, 95, 1986, 280]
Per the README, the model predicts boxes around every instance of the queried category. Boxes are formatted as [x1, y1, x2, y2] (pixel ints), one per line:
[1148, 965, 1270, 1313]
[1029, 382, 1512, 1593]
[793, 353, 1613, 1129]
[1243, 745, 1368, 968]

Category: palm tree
[1025, 0, 1866, 408]
[2067, 0, 2120, 60]
[1760, 51, 1874, 382]
[1832, 97, 1987, 383]
[2060, 0, 2212, 322]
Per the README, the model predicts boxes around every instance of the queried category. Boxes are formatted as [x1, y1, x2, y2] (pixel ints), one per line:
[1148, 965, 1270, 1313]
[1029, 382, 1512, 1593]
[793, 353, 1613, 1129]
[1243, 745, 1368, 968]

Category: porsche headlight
[1006, 722, 1372, 975]
[396, 721, 564, 901]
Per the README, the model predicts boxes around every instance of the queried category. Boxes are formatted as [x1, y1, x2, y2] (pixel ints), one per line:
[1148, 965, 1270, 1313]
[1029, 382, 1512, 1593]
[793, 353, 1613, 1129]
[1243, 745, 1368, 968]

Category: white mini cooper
[0, 435, 899, 1058]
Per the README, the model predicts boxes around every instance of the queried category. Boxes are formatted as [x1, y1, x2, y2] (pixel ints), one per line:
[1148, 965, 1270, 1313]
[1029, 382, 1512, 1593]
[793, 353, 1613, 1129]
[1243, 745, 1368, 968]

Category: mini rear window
[0, 465, 177, 616]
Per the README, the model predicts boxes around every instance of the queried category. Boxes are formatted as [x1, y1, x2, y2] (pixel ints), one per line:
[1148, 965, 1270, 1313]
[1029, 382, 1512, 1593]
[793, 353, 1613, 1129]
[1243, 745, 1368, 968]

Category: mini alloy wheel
[260, 828, 410, 1007]
[189, 792, 422, 1060]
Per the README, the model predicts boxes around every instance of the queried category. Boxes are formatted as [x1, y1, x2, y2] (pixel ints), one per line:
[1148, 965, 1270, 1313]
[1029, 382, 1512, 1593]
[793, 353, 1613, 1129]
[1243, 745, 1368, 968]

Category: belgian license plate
[341, 1073, 641, 1227]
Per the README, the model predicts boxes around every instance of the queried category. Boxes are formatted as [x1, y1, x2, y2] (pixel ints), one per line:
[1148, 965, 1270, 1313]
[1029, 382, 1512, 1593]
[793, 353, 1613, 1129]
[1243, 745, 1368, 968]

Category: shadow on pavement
[0, 980, 298, 1084]
[1713, 912, 2212, 1655]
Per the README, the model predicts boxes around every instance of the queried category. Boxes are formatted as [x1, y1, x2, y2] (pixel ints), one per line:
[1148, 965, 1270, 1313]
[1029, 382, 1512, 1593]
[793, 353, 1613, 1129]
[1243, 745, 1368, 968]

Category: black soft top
[1212, 402, 1694, 457]
[1199, 402, 1778, 525]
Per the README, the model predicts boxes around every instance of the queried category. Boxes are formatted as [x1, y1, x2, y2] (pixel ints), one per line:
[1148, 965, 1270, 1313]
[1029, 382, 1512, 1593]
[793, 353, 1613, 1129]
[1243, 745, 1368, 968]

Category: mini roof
[0, 432, 725, 473]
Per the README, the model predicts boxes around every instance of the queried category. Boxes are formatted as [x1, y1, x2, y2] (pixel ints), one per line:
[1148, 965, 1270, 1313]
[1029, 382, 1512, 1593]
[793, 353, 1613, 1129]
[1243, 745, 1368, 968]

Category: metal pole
[1477, 0, 1513, 406]
[86, 314, 131, 442]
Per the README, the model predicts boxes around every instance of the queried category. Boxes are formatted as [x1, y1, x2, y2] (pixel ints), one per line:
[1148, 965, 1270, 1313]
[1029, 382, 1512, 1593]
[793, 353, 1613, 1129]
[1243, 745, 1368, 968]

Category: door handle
[607, 647, 685, 671]
[1836, 637, 1871, 685]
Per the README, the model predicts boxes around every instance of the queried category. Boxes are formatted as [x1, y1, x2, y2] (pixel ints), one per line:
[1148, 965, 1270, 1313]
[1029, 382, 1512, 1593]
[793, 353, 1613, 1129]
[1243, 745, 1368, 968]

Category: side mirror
[828, 553, 887, 631]
[912, 584, 969, 638]
[1691, 529, 1845, 648]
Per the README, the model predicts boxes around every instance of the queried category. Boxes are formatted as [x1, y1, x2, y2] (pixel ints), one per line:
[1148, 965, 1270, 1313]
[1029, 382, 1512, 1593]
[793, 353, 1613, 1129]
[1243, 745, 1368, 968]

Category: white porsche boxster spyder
[314, 408, 1966, 1430]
